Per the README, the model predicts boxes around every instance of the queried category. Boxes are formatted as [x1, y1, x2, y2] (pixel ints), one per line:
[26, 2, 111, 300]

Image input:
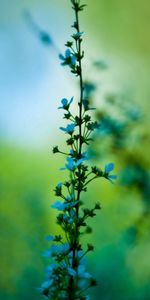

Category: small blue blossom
[69, 149, 75, 155]
[43, 249, 52, 258]
[72, 31, 84, 40]
[45, 263, 57, 276]
[65, 48, 71, 57]
[51, 201, 65, 211]
[71, 55, 77, 65]
[61, 157, 86, 171]
[60, 123, 76, 134]
[104, 163, 117, 182]
[37, 279, 54, 296]
[57, 182, 62, 188]
[83, 99, 96, 111]
[63, 209, 76, 224]
[126, 107, 140, 121]
[43, 243, 70, 258]
[63, 214, 68, 222]
[59, 48, 77, 67]
[58, 97, 73, 110]
[59, 49, 71, 63]
[62, 48, 71, 59]
[81, 151, 89, 160]
[41, 280, 53, 289]
[51, 199, 79, 211]
[66, 264, 92, 280]
[65, 193, 74, 201]
[78, 265, 92, 279]
[66, 201, 79, 209]
[105, 163, 114, 173]
[67, 267, 76, 277]
[62, 98, 68, 106]
[108, 174, 117, 180]
[45, 235, 54, 241]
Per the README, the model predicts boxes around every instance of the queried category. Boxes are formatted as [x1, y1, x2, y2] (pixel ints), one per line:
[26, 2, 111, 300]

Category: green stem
[84, 175, 98, 188]
[69, 4, 84, 300]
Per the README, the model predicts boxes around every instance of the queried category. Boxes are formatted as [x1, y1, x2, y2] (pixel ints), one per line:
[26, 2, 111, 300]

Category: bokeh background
[0, 0, 150, 299]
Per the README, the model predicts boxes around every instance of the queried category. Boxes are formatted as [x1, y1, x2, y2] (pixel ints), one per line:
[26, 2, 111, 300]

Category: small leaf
[52, 146, 59, 153]
[94, 202, 101, 210]
[87, 244, 94, 251]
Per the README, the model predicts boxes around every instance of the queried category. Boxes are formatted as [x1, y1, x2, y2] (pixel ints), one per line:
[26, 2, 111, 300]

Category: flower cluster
[40, 1, 117, 299]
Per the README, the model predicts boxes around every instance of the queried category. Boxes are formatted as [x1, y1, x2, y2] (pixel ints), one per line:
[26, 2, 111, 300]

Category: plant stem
[69, 5, 84, 300]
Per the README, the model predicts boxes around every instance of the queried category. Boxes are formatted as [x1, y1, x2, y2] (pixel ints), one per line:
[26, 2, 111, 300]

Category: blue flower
[58, 97, 73, 110]
[66, 157, 77, 171]
[126, 107, 140, 121]
[45, 235, 54, 241]
[51, 201, 65, 211]
[60, 123, 76, 134]
[65, 193, 74, 201]
[44, 243, 70, 258]
[37, 279, 54, 296]
[51, 199, 78, 211]
[104, 163, 117, 182]
[72, 31, 84, 40]
[71, 55, 77, 65]
[63, 208, 76, 224]
[61, 48, 71, 59]
[65, 48, 71, 57]
[41, 280, 53, 289]
[67, 267, 76, 277]
[43, 249, 52, 257]
[45, 263, 57, 276]
[45, 234, 62, 243]
[61, 157, 86, 171]
[108, 174, 117, 180]
[57, 182, 62, 188]
[78, 265, 92, 279]
[105, 163, 114, 173]
[66, 264, 92, 280]
[69, 149, 75, 156]
[59, 49, 77, 67]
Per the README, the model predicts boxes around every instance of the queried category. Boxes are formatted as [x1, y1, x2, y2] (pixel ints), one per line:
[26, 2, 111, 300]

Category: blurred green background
[0, 0, 150, 299]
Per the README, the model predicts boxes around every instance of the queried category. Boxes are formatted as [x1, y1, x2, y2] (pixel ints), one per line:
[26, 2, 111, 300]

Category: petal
[45, 235, 54, 241]
[59, 126, 66, 132]
[67, 267, 76, 277]
[109, 174, 117, 180]
[59, 54, 65, 60]
[105, 163, 114, 173]
[51, 201, 64, 211]
[65, 48, 71, 58]
[61, 98, 68, 106]
[71, 55, 77, 65]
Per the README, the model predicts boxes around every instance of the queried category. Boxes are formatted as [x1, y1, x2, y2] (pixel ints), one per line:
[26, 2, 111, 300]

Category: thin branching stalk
[39, 1, 117, 299]
[69, 4, 84, 299]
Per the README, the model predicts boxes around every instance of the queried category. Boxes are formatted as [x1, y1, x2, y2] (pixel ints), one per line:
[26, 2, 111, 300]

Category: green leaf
[94, 202, 101, 210]
[87, 243, 94, 251]
[52, 146, 59, 153]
